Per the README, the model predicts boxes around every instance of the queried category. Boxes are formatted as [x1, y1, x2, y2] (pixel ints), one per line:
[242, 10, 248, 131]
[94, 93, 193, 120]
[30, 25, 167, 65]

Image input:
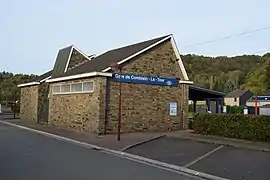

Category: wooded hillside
[182, 53, 270, 94]
[0, 52, 269, 104]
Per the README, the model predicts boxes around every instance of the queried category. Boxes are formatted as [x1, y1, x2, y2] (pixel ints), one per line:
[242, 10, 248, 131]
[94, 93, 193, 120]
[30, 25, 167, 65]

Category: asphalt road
[126, 137, 270, 180]
[0, 123, 198, 180]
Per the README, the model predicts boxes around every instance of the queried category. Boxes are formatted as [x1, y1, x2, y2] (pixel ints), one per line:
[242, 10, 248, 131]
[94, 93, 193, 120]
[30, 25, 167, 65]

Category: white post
[0, 103, 2, 114]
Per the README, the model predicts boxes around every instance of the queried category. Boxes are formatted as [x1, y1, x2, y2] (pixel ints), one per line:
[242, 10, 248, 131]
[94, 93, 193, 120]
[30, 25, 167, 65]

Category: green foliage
[0, 71, 37, 104]
[265, 60, 270, 90]
[241, 67, 266, 95]
[193, 113, 270, 141]
[182, 53, 268, 94]
[227, 106, 244, 114]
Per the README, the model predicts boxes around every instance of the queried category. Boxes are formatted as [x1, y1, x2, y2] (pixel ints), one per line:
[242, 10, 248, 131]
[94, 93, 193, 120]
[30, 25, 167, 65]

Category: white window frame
[60, 84, 71, 93]
[82, 81, 94, 93]
[71, 82, 83, 93]
[52, 81, 94, 95]
[52, 85, 61, 94]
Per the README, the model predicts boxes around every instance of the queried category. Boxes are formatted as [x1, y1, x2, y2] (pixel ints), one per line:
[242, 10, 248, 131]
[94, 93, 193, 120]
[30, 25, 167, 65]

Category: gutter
[17, 82, 40, 88]
[46, 72, 112, 83]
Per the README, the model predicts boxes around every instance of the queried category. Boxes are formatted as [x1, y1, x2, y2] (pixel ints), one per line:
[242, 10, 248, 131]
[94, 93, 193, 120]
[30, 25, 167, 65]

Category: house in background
[224, 90, 253, 106]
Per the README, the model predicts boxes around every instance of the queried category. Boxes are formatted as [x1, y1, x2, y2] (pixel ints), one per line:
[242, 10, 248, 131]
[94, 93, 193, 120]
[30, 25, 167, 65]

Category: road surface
[126, 136, 270, 180]
[0, 123, 199, 180]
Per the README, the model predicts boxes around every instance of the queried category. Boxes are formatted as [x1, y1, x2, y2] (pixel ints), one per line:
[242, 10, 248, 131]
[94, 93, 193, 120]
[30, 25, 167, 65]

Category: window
[234, 98, 237, 102]
[52, 85, 60, 93]
[52, 81, 94, 94]
[83, 82, 94, 92]
[61, 84, 70, 93]
[71, 83, 82, 92]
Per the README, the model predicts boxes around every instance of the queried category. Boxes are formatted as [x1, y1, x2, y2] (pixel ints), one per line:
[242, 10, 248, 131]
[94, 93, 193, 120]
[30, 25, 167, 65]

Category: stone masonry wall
[181, 83, 189, 129]
[48, 77, 106, 133]
[37, 82, 50, 122]
[106, 39, 188, 133]
[20, 85, 39, 122]
[67, 49, 89, 71]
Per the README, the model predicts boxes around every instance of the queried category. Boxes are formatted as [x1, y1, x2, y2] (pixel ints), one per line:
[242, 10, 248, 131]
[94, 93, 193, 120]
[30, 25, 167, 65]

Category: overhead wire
[181, 25, 270, 49]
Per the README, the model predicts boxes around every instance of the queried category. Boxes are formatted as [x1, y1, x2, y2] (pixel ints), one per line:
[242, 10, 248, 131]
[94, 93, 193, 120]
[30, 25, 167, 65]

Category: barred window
[83, 82, 94, 92]
[60, 84, 70, 93]
[52, 81, 94, 94]
[71, 83, 83, 92]
[52, 85, 60, 93]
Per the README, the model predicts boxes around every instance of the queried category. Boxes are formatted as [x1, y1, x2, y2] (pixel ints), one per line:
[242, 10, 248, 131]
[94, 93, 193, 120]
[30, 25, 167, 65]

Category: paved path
[3, 118, 164, 151]
[126, 136, 270, 180]
[0, 123, 199, 180]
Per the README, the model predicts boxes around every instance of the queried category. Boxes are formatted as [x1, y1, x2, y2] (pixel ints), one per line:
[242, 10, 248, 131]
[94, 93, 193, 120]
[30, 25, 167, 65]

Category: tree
[241, 67, 266, 95]
[0, 71, 37, 105]
[265, 59, 270, 90]
[181, 52, 268, 93]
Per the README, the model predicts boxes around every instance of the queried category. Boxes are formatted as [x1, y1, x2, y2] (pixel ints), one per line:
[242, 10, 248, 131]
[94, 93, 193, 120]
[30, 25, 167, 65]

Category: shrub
[193, 113, 270, 142]
[227, 106, 244, 114]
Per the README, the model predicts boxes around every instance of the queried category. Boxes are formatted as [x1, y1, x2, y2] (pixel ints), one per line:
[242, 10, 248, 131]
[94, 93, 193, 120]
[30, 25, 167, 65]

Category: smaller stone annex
[18, 34, 193, 134]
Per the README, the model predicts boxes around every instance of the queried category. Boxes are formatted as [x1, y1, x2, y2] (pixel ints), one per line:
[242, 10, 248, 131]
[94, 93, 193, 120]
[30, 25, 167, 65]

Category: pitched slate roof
[18, 34, 183, 87]
[51, 46, 73, 78]
[54, 35, 171, 78]
[35, 70, 53, 82]
[226, 90, 250, 98]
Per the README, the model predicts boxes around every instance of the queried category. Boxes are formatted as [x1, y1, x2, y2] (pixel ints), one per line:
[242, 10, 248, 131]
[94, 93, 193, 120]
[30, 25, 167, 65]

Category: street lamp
[110, 63, 122, 141]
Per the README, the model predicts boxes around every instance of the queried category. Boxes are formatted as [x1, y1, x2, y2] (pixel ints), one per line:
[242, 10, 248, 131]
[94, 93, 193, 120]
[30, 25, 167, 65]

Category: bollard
[0, 103, 2, 114]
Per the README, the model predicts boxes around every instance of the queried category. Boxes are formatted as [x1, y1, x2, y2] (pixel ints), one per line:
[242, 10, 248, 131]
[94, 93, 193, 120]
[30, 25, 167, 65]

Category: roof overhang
[189, 85, 226, 96]
[179, 80, 193, 84]
[189, 85, 226, 101]
[46, 72, 112, 83]
[17, 82, 40, 88]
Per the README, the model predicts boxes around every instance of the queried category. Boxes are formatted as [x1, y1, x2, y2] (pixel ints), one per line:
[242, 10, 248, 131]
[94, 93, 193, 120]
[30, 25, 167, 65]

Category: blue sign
[111, 73, 179, 87]
[251, 96, 270, 101]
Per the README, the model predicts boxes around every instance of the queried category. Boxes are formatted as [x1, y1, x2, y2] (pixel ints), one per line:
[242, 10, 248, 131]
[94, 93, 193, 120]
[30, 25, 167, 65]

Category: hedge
[193, 113, 270, 142]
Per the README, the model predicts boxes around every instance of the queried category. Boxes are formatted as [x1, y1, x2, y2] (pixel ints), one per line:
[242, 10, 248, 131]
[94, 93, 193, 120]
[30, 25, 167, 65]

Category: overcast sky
[1, 0, 270, 74]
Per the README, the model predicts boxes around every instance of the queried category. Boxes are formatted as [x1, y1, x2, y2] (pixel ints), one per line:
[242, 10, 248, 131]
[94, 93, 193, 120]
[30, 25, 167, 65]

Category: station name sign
[112, 73, 178, 87]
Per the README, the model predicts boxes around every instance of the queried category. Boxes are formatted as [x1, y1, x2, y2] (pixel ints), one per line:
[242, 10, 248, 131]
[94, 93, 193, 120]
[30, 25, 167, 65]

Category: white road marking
[184, 145, 224, 168]
[0, 120, 229, 180]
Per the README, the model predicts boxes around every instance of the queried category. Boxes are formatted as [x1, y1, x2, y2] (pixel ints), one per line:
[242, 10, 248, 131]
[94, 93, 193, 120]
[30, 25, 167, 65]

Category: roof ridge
[107, 34, 171, 52]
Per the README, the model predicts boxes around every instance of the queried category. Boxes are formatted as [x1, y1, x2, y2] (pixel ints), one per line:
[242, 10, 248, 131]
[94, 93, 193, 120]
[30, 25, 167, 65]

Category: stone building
[18, 34, 193, 134]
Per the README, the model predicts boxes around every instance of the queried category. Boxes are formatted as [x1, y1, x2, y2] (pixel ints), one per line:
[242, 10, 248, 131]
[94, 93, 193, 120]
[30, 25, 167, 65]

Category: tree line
[182, 53, 270, 95]
[0, 71, 37, 104]
[0, 52, 269, 104]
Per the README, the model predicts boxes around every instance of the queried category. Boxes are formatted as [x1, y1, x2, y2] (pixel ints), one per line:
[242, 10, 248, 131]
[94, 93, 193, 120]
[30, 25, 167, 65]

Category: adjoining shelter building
[18, 34, 224, 134]
[189, 85, 225, 113]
